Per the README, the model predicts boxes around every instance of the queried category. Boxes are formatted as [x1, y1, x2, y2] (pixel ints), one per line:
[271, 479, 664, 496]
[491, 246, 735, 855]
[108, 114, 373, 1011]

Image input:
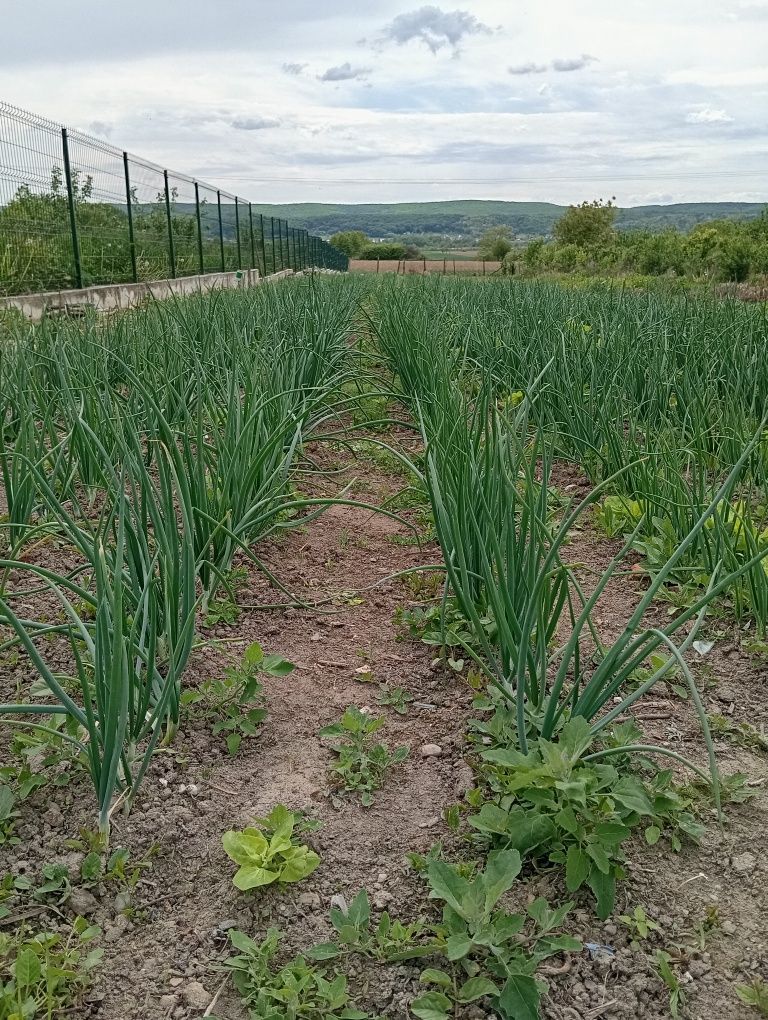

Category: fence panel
[126, 156, 171, 281]
[218, 192, 239, 272]
[0, 103, 77, 295]
[165, 171, 200, 278]
[0, 102, 348, 297]
[66, 129, 133, 286]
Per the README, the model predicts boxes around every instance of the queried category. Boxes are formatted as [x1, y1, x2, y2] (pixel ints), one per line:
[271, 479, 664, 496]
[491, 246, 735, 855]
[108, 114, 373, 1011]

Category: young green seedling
[222, 804, 320, 891]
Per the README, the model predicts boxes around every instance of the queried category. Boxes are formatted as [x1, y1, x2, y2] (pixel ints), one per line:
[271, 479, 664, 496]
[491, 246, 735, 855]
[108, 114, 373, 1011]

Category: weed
[709, 714, 768, 754]
[0, 917, 102, 1016]
[320, 707, 408, 806]
[182, 642, 293, 755]
[224, 928, 373, 1019]
[470, 718, 704, 917]
[376, 685, 415, 715]
[619, 905, 661, 944]
[308, 889, 430, 963]
[656, 950, 687, 1018]
[737, 978, 768, 1015]
[411, 851, 581, 1020]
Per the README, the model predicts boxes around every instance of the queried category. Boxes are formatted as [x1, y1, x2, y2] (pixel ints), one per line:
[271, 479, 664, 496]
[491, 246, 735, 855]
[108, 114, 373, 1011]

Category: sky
[1, 0, 767, 207]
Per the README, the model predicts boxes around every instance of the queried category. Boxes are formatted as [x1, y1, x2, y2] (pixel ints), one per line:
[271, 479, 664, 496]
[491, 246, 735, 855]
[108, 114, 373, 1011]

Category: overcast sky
[2, 0, 767, 206]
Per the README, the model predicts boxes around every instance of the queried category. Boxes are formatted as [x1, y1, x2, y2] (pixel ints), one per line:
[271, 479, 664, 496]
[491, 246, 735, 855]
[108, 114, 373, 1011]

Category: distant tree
[403, 244, 423, 260]
[358, 242, 407, 260]
[329, 230, 369, 257]
[477, 226, 513, 261]
[553, 198, 617, 248]
[522, 238, 546, 270]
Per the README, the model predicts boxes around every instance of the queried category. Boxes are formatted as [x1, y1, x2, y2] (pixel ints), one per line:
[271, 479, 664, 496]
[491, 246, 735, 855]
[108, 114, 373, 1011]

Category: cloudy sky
[2, 0, 767, 207]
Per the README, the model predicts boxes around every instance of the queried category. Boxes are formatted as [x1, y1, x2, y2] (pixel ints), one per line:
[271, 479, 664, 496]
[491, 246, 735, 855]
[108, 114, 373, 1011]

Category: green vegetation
[2, 271, 767, 1020]
[308, 889, 430, 963]
[224, 928, 373, 1019]
[477, 225, 514, 261]
[329, 230, 369, 257]
[222, 804, 321, 891]
[0, 279, 363, 832]
[410, 852, 580, 1020]
[737, 978, 768, 1015]
[249, 198, 768, 241]
[319, 707, 409, 806]
[0, 167, 344, 295]
[181, 641, 294, 755]
[520, 196, 768, 281]
[0, 916, 102, 1017]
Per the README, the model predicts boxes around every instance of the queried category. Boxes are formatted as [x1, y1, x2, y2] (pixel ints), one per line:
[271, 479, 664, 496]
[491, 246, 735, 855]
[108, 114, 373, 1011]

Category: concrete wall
[0, 267, 298, 322]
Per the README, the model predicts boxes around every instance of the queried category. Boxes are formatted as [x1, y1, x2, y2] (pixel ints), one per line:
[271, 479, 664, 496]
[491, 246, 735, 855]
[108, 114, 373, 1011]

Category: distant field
[420, 249, 479, 261]
[350, 258, 501, 274]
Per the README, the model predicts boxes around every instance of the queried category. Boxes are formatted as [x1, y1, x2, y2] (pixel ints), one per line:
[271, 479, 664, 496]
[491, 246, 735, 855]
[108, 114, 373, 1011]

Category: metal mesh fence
[0, 101, 348, 297]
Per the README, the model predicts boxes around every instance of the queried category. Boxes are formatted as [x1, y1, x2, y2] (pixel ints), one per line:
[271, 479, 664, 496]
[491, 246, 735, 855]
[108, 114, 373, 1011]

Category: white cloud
[0, 0, 765, 207]
[685, 106, 733, 124]
[230, 116, 281, 130]
[552, 54, 597, 72]
[377, 5, 492, 54]
[508, 54, 598, 76]
[508, 62, 547, 75]
[732, 1, 768, 18]
[318, 62, 371, 82]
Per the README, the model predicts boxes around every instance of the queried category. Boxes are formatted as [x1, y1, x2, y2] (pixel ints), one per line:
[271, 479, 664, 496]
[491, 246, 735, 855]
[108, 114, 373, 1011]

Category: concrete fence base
[0, 267, 298, 322]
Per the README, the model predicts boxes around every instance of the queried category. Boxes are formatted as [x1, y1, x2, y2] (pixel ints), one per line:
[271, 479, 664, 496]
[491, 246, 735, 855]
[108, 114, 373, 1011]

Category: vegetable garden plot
[0, 275, 766, 1019]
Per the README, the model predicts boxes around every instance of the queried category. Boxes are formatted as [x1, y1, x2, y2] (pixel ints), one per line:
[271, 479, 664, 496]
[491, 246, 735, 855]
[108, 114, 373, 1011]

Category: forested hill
[244, 199, 766, 239]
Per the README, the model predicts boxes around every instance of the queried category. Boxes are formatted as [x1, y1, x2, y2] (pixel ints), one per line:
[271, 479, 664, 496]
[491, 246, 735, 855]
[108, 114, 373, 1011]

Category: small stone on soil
[68, 888, 100, 916]
[419, 743, 442, 757]
[732, 852, 757, 873]
[182, 981, 212, 1009]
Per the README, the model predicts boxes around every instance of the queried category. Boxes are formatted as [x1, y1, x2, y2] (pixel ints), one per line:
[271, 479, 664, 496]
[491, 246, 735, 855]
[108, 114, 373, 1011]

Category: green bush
[358, 242, 407, 260]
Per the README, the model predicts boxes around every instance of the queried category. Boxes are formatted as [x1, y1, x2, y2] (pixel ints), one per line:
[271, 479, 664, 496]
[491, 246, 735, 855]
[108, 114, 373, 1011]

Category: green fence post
[235, 197, 242, 270]
[163, 170, 176, 279]
[194, 183, 204, 274]
[259, 214, 267, 276]
[217, 190, 225, 271]
[61, 128, 83, 289]
[280, 220, 287, 269]
[270, 217, 277, 272]
[248, 203, 256, 270]
[122, 152, 138, 283]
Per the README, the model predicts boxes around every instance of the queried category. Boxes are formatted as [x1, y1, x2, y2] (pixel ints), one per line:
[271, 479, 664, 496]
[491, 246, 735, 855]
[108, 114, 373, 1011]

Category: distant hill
[243, 200, 767, 241]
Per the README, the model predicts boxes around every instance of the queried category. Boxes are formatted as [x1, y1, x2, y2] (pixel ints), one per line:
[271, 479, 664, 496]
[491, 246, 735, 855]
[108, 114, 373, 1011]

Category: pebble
[732, 852, 756, 873]
[182, 981, 212, 1009]
[68, 887, 100, 916]
[298, 892, 321, 908]
[373, 890, 393, 909]
[420, 743, 442, 757]
[688, 959, 711, 978]
[114, 890, 131, 912]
